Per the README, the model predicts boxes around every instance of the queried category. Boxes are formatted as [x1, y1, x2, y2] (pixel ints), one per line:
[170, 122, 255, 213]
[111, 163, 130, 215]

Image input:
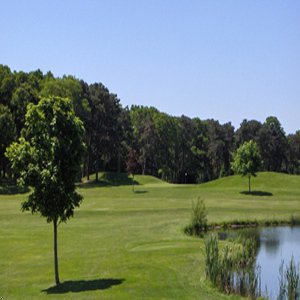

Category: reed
[204, 233, 261, 299]
[278, 257, 300, 300]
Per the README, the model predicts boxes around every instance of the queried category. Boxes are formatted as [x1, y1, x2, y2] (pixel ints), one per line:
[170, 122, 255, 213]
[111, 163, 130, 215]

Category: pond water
[219, 226, 300, 299]
[257, 226, 300, 299]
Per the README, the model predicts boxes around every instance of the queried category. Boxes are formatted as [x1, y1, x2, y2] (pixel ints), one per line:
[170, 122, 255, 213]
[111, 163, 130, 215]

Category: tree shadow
[134, 190, 148, 194]
[0, 181, 29, 195]
[42, 278, 125, 294]
[240, 190, 273, 196]
[78, 180, 139, 189]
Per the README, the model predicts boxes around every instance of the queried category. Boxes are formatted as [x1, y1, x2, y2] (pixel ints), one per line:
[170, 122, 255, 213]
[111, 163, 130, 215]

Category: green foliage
[6, 96, 85, 285]
[231, 140, 262, 192]
[6, 96, 85, 222]
[258, 116, 288, 172]
[192, 198, 207, 231]
[0, 104, 16, 176]
[1, 64, 300, 186]
[231, 140, 261, 177]
[288, 131, 300, 175]
[184, 198, 208, 235]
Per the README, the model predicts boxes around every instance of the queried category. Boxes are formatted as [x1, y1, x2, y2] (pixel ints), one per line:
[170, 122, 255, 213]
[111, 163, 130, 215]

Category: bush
[184, 198, 208, 235]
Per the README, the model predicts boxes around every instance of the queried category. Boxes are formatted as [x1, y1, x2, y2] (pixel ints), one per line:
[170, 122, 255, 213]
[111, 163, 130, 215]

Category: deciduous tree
[231, 140, 261, 193]
[6, 96, 85, 286]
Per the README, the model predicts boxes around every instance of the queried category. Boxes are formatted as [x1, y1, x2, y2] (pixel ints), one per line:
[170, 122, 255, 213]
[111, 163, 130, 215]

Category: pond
[219, 226, 300, 299]
[257, 226, 300, 299]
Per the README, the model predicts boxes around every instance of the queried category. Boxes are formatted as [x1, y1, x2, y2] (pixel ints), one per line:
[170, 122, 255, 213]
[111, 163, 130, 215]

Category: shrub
[184, 198, 208, 235]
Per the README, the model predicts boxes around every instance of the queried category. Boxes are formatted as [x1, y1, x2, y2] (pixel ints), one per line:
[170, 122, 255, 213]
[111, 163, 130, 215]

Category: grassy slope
[1, 172, 300, 299]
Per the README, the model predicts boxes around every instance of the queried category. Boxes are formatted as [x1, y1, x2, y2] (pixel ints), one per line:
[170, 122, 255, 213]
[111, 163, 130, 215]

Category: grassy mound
[81, 172, 167, 186]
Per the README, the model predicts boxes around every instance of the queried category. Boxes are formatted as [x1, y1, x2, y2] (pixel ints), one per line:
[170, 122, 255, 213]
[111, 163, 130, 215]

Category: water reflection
[217, 226, 300, 300]
[257, 226, 300, 299]
[260, 228, 280, 256]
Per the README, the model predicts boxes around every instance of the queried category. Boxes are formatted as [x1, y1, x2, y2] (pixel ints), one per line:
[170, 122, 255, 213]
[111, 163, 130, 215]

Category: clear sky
[1, 0, 299, 133]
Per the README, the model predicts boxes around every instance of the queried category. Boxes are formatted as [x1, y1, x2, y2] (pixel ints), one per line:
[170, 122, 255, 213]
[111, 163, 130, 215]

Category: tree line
[1, 64, 299, 183]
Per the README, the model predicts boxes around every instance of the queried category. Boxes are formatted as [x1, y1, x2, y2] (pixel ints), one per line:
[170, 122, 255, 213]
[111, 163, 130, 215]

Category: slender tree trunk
[3, 163, 6, 178]
[87, 135, 92, 181]
[132, 174, 135, 192]
[87, 153, 90, 181]
[248, 175, 251, 193]
[53, 219, 60, 286]
[81, 160, 85, 180]
[117, 148, 121, 174]
[95, 159, 99, 182]
[142, 159, 146, 175]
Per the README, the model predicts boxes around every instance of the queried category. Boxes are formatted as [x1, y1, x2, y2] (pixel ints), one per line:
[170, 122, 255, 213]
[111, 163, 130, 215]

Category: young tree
[6, 96, 85, 286]
[231, 140, 261, 193]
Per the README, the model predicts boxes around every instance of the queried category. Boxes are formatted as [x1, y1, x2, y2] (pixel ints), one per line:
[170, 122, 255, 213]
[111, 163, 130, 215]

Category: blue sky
[1, 0, 299, 133]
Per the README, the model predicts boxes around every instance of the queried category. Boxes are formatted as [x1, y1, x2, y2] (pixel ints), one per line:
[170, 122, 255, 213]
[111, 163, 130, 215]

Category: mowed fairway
[1, 172, 300, 299]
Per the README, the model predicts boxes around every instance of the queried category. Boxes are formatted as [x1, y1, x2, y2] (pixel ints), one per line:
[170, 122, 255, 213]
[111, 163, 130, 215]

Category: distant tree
[206, 120, 226, 180]
[6, 97, 85, 286]
[130, 106, 160, 176]
[0, 104, 16, 177]
[287, 131, 300, 174]
[155, 113, 178, 182]
[11, 82, 39, 135]
[126, 149, 139, 192]
[177, 116, 196, 183]
[258, 116, 287, 172]
[117, 107, 133, 173]
[231, 140, 261, 193]
[89, 83, 122, 181]
[222, 122, 235, 175]
[0, 65, 15, 106]
[235, 119, 262, 147]
[191, 118, 209, 183]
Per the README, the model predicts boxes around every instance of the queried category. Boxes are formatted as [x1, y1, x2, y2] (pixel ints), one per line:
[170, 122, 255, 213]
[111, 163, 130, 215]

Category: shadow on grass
[78, 180, 139, 189]
[42, 278, 125, 294]
[240, 190, 273, 196]
[0, 181, 29, 195]
[134, 190, 148, 194]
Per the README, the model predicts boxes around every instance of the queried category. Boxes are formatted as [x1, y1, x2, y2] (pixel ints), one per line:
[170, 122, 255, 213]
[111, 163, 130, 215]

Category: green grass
[1, 172, 300, 299]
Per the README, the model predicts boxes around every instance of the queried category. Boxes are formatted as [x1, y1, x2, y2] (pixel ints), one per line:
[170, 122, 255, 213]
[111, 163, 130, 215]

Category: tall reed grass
[278, 257, 300, 300]
[204, 233, 261, 299]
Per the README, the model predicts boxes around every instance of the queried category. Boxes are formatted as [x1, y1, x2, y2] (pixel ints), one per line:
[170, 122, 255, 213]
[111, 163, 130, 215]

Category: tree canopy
[1, 64, 299, 184]
[231, 140, 262, 193]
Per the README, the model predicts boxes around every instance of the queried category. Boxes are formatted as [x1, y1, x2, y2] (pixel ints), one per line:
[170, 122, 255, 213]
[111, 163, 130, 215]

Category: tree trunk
[87, 138, 92, 181]
[142, 159, 146, 175]
[248, 175, 251, 193]
[87, 155, 90, 181]
[53, 219, 60, 286]
[132, 174, 135, 192]
[95, 159, 99, 182]
[117, 148, 121, 174]
[3, 163, 6, 178]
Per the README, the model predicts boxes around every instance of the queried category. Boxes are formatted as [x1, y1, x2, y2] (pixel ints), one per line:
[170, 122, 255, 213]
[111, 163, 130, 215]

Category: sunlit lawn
[1, 172, 300, 299]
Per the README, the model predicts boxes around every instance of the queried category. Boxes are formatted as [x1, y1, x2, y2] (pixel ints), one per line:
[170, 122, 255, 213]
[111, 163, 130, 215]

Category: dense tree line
[0, 64, 299, 183]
